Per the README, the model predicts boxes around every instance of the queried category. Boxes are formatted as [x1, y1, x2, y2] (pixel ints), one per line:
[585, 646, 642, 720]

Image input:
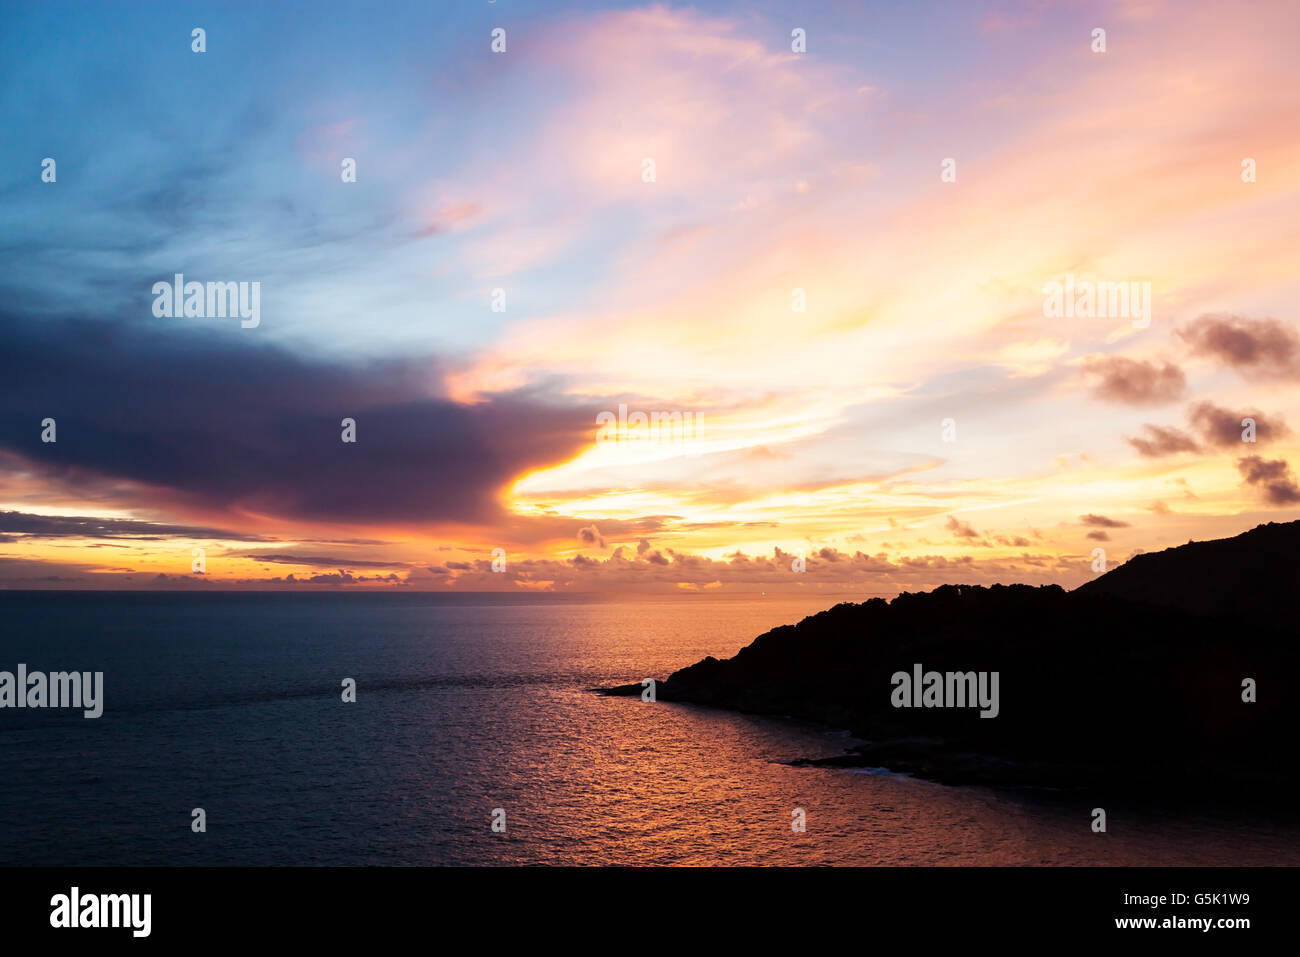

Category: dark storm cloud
[1082, 356, 1185, 405]
[1177, 314, 1300, 377]
[0, 315, 590, 525]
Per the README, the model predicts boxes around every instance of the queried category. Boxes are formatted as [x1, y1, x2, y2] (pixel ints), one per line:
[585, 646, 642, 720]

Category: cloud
[0, 314, 590, 529]
[0, 510, 268, 541]
[1178, 314, 1300, 377]
[1086, 530, 1111, 542]
[407, 544, 1089, 594]
[1188, 401, 1289, 447]
[283, 570, 403, 585]
[0, 536, 1107, 595]
[1080, 514, 1130, 528]
[1236, 456, 1300, 506]
[1128, 402, 1289, 457]
[1083, 356, 1185, 404]
[577, 525, 606, 548]
[945, 515, 983, 540]
[994, 337, 1070, 377]
[1128, 424, 1201, 458]
[240, 553, 407, 568]
[533, 5, 852, 199]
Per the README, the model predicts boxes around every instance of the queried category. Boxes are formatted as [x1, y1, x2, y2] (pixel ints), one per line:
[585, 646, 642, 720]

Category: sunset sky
[2, 0, 1298, 593]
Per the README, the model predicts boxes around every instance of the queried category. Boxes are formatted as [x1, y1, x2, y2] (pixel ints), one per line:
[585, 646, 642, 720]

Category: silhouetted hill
[1074, 520, 1300, 622]
[599, 522, 1300, 792]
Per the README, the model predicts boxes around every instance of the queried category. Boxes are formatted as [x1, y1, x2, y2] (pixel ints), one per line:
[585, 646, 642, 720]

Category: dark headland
[598, 521, 1300, 794]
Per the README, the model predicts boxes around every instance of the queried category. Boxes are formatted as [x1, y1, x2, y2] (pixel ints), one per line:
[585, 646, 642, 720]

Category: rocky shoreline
[597, 522, 1300, 796]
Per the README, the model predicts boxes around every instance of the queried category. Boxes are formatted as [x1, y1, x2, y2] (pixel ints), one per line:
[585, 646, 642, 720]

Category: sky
[1, 0, 1298, 593]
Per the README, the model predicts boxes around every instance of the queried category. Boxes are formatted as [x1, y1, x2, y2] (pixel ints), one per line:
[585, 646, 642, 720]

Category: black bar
[1, 866, 1284, 944]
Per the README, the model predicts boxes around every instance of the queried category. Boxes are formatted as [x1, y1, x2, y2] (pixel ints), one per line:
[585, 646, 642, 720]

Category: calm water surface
[1, 592, 1294, 865]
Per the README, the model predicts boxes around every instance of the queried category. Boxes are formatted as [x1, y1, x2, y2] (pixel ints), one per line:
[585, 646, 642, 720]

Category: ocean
[1, 591, 1294, 866]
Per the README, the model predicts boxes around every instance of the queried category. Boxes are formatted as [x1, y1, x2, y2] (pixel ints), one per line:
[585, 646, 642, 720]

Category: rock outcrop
[599, 522, 1300, 791]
